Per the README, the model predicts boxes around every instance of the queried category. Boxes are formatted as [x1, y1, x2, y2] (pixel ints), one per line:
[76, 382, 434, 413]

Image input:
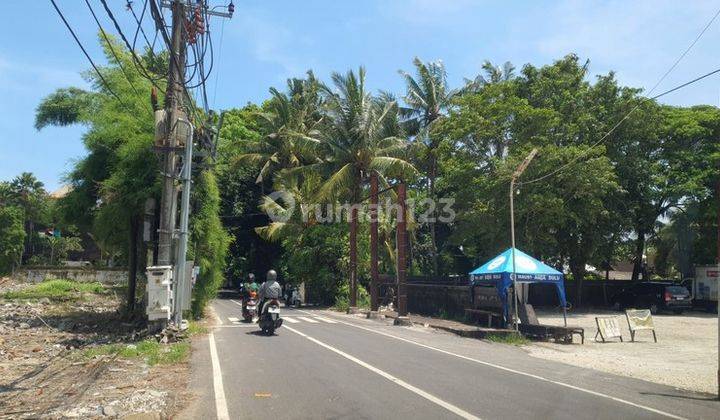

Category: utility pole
[157, 0, 186, 267]
[509, 148, 537, 331]
[154, 1, 234, 326]
[716, 176, 720, 400]
[395, 181, 409, 324]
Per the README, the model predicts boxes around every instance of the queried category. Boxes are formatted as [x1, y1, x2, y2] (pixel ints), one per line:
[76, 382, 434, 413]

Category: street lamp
[509, 148, 538, 331]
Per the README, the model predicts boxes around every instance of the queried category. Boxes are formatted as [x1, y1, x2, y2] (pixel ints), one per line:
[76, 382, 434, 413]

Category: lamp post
[509, 148, 538, 331]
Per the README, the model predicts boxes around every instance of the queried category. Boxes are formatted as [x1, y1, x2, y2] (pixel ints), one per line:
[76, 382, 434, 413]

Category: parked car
[611, 282, 692, 314]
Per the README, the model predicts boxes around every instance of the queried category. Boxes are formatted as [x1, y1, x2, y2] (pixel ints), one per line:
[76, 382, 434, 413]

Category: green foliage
[485, 333, 530, 346]
[334, 282, 370, 312]
[190, 172, 232, 318]
[0, 206, 26, 274]
[3, 279, 104, 301]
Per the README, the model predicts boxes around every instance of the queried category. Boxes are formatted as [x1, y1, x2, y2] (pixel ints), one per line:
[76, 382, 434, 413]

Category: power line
[99, 0, 167, 94]
[519, 7, 720, 186]
[49, 0, 132, 113]
[84, 0, 152, 115]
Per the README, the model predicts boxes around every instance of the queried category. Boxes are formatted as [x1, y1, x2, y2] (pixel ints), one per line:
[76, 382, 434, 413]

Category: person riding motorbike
[257, 269, 282, 318]
[242, 273, 256, 313]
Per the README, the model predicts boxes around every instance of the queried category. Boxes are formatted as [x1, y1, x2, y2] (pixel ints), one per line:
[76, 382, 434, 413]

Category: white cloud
[526, 0, 720, 97]
[229, 11, 316, 82]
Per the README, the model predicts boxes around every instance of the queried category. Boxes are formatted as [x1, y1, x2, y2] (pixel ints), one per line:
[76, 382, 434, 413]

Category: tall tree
[35, 32, 159, 316]
[399, 57, 457, 275]
[299, 67, 416, 306]
[235, 72, 323, 185]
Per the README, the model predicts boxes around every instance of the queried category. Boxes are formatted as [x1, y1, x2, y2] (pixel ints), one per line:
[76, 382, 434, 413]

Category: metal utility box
[146, 265, 172, 321]
[154, 110, 189, 147]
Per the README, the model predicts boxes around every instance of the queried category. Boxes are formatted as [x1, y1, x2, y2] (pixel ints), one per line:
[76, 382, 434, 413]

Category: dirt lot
[526, 308, 718, 394]
[0, 277, 196, 419]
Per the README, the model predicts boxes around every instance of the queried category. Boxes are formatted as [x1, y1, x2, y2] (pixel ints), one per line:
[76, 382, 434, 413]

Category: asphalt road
[179, 296, 719, 420]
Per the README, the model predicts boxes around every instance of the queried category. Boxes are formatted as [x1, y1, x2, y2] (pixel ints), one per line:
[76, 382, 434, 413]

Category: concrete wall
[12, 267, 128, 285]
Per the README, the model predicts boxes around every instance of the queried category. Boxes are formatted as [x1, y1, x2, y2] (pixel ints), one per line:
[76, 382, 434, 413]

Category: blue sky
[2, 0, 720, 191]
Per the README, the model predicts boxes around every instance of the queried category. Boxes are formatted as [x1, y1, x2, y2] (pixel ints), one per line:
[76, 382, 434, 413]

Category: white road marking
[283, 325, 481, 420]
[296, 316, 319, 323]
[313, 316, 338, 324]
[298, 310, 686, 420]
[230, 299, 243, 307]
[208, 332, 231, 420]
[228, 317, 240, 323]
[283, 317, 300, 323]
[216, 324, 255, 329]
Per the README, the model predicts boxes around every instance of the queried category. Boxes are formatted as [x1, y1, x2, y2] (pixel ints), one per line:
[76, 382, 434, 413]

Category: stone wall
[12, 267, 128, 285]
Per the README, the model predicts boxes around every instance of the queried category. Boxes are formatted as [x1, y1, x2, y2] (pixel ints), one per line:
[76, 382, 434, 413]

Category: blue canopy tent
[469, 248, 567, 326]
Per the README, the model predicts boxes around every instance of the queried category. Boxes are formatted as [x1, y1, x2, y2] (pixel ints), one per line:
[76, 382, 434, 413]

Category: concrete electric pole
[157, 0, 186, 268]
[509, 148, 537, 331]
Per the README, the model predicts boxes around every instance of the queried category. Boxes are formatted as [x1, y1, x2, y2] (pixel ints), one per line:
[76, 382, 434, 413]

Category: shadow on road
[640, 391, 719, 402]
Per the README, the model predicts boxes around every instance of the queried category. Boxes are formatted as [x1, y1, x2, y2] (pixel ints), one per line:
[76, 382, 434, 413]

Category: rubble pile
[0, 279, 189, 419]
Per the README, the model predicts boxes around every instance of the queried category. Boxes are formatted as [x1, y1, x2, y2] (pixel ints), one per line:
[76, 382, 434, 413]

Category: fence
[12, 266, 128, 285]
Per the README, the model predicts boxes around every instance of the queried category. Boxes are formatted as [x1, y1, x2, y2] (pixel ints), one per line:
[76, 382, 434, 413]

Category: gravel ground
[0, 278, 191, 419]
[525, 308, 719, 394]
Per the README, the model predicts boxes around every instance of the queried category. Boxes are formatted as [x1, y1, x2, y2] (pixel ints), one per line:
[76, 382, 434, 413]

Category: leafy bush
[190, 172, 232, 318]
[3, 279, 104, 301]
[334, 282, 370, 312]
[0, 206, 26, 274]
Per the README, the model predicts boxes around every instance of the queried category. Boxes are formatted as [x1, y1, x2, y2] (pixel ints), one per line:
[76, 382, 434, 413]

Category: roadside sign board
[594, 316, 623, 342]
[625, 309, 657, 342]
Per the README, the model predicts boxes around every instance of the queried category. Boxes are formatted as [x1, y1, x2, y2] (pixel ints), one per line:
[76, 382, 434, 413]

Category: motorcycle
[258, 298, 283, 335]
[287, 287, 301, 308]
[242, 291, 258, 322]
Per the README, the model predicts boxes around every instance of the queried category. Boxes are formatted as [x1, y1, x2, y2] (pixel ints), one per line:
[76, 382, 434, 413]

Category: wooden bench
[519, 304, 584, 344]
[464, 308, 502, 327]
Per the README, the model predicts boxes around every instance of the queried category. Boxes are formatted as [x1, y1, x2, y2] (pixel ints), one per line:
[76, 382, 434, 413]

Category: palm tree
[399, 57, 457, 276]
[462, 60, 516, 93]
[295, 67, 416, 306]
[234, 72, 323, 184]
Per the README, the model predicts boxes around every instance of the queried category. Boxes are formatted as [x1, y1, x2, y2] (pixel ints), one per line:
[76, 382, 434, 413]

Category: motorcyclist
[258, 269, 282, 317]
[242, 273, 256, 313]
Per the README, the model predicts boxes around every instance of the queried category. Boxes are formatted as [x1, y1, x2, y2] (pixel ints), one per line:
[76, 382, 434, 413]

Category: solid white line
[283, 317, 300, 323]
[208, 332, 231, 420]
[228, 317, 240, 322]
[283, 325, 480, 420]
[297, 310, 686, 420]
[215, 324, 255, 329]
[313, 316, 338, 324]
[296, 316, 319, 323]
[230, 299, 243, 306]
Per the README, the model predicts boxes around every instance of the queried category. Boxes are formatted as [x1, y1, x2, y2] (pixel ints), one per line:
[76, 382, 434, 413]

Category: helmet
[266, 269, 277, 282]
[248, 273, 255, 281]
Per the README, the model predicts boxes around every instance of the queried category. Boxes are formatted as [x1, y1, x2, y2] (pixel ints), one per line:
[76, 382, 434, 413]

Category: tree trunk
[349, 205, 358, 308]
[631, 230, 645, 281]
[370, 172, 379, 311]
[126, 216, 140, 317]
[570, 261, 586, 308]
[429, 155, 439, 276]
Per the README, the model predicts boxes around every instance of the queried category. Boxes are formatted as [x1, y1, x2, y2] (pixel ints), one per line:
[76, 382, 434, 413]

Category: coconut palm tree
[462, 60, 516, 93]
[235, 71, 324, 184]
[399, 57, 457, 276]
[293, 67, 416, 306]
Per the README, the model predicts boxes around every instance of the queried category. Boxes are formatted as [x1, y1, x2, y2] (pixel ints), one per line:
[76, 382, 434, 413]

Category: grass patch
[3, 279, 105, 301]
[485, 333, 530, 346]
[82, 339, 190, 366]
[187, 320, 208, 336]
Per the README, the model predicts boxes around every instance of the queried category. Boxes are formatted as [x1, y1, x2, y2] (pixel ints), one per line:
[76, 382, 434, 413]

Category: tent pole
[563, 305, 567, 327]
